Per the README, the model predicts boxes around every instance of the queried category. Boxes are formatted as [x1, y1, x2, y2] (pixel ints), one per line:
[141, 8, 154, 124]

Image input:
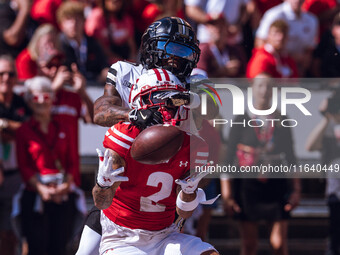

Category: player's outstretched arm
[93, 84, 130, 127]
[94, 83, 164, 128]
[92, 148, 128, 209]
[175, 169, 220, 219]
[175, 185, 197, 219]
[175, 171, 209, 219]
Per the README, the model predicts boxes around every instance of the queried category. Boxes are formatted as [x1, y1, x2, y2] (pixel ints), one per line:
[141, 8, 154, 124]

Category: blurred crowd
[1, 0, 340, 82]
[1, 0, 340, 255]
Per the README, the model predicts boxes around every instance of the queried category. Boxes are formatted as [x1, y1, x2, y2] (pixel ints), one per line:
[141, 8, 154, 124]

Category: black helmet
[140, 17, 200, 80]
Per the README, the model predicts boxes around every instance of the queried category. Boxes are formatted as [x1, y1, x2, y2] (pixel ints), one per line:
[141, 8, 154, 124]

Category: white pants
[100, 212, 216, 255]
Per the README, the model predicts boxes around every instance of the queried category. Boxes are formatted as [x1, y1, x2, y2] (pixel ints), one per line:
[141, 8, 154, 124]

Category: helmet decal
[174, 17, 190, 37]
[130, 69, 189, 125]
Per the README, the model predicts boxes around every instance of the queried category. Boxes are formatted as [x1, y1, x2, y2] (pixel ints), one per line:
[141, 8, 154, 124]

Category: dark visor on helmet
[156, 41, 196, 61]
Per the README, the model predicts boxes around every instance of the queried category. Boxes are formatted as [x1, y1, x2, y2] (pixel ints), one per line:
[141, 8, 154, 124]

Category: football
[130, 125, 184, 164]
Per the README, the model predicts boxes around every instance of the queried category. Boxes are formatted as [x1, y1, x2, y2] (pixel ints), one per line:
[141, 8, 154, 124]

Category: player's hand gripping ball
[130, 125, 184, 164]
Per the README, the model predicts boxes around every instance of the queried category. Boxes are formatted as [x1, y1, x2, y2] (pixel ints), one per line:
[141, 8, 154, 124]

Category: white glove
[175, 170, 210, 194]
[96, 148, 129, 188]
[197, 188, 221, 205]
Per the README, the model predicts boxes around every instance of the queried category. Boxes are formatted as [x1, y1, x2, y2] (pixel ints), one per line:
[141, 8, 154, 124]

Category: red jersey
[246, 45, 298, 78]
[51, 88, 83, 186]
[30, 0, 62, 27]
[142, 4, 184, 29]
[302, 0, 337, 16]
[16, 48, 37, 80]
[16, 117, 77, 189]
[102, 122, 209, 231]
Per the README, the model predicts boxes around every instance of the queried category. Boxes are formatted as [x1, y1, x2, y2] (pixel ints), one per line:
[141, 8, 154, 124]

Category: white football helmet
[129, 68, 189, 125]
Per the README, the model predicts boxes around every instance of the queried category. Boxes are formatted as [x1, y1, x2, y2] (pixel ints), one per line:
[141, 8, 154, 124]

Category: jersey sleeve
[190, 135, 209, 169]
[256, 9, 281, 40]
[106, 62, 120, 86]
[246, 49, 273, 78]
[103, 122, 140, 159]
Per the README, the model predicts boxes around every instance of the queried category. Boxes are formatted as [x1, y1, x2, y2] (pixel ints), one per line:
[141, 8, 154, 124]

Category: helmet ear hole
[146, 55, 153, 67]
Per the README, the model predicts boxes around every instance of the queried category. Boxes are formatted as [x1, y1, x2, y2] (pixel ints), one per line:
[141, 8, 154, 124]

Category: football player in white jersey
[76, 17, 217, 255]
[93, 16, 205, 128]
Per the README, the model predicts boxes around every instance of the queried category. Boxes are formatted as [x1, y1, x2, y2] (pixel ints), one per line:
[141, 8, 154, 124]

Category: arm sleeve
[255, 10, 279, 40]
[246, 50, 273, 78]
[16, 49, 37, 80]
[106, 62, 120, 86]
[103, 123, 140, 159]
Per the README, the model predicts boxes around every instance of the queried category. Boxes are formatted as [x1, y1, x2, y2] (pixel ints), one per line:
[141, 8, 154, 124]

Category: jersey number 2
[140, 172, 173, 212]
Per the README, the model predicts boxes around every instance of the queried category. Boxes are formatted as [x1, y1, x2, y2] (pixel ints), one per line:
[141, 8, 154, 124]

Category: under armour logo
[179, 161, 188, 167]
[103, 177, 111, 182]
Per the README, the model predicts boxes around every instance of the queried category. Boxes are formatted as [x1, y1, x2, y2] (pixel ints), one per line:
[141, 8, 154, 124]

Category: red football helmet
[129, 68, 189, 125]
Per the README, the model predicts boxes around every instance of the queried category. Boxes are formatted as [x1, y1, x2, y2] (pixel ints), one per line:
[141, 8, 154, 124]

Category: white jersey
[106, 61, 145, 108]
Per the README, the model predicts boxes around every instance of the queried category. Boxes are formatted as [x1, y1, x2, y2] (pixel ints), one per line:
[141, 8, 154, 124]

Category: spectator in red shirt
[30, 0, 62, 27]
[16, 76, 78, 255]
[141, 0, 185, 27]
[247, 19, 298, 78]
[302, 0, 340, 36]
[16, 24, 60, 81]
[0, 55, 32, 255]
[36, 47, 94, 187]
[85, 0, 137, 62]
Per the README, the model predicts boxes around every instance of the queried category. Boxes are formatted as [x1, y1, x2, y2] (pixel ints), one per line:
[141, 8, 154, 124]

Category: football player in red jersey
[76, 17, 220, 255]
[92, 69, 219, 255]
